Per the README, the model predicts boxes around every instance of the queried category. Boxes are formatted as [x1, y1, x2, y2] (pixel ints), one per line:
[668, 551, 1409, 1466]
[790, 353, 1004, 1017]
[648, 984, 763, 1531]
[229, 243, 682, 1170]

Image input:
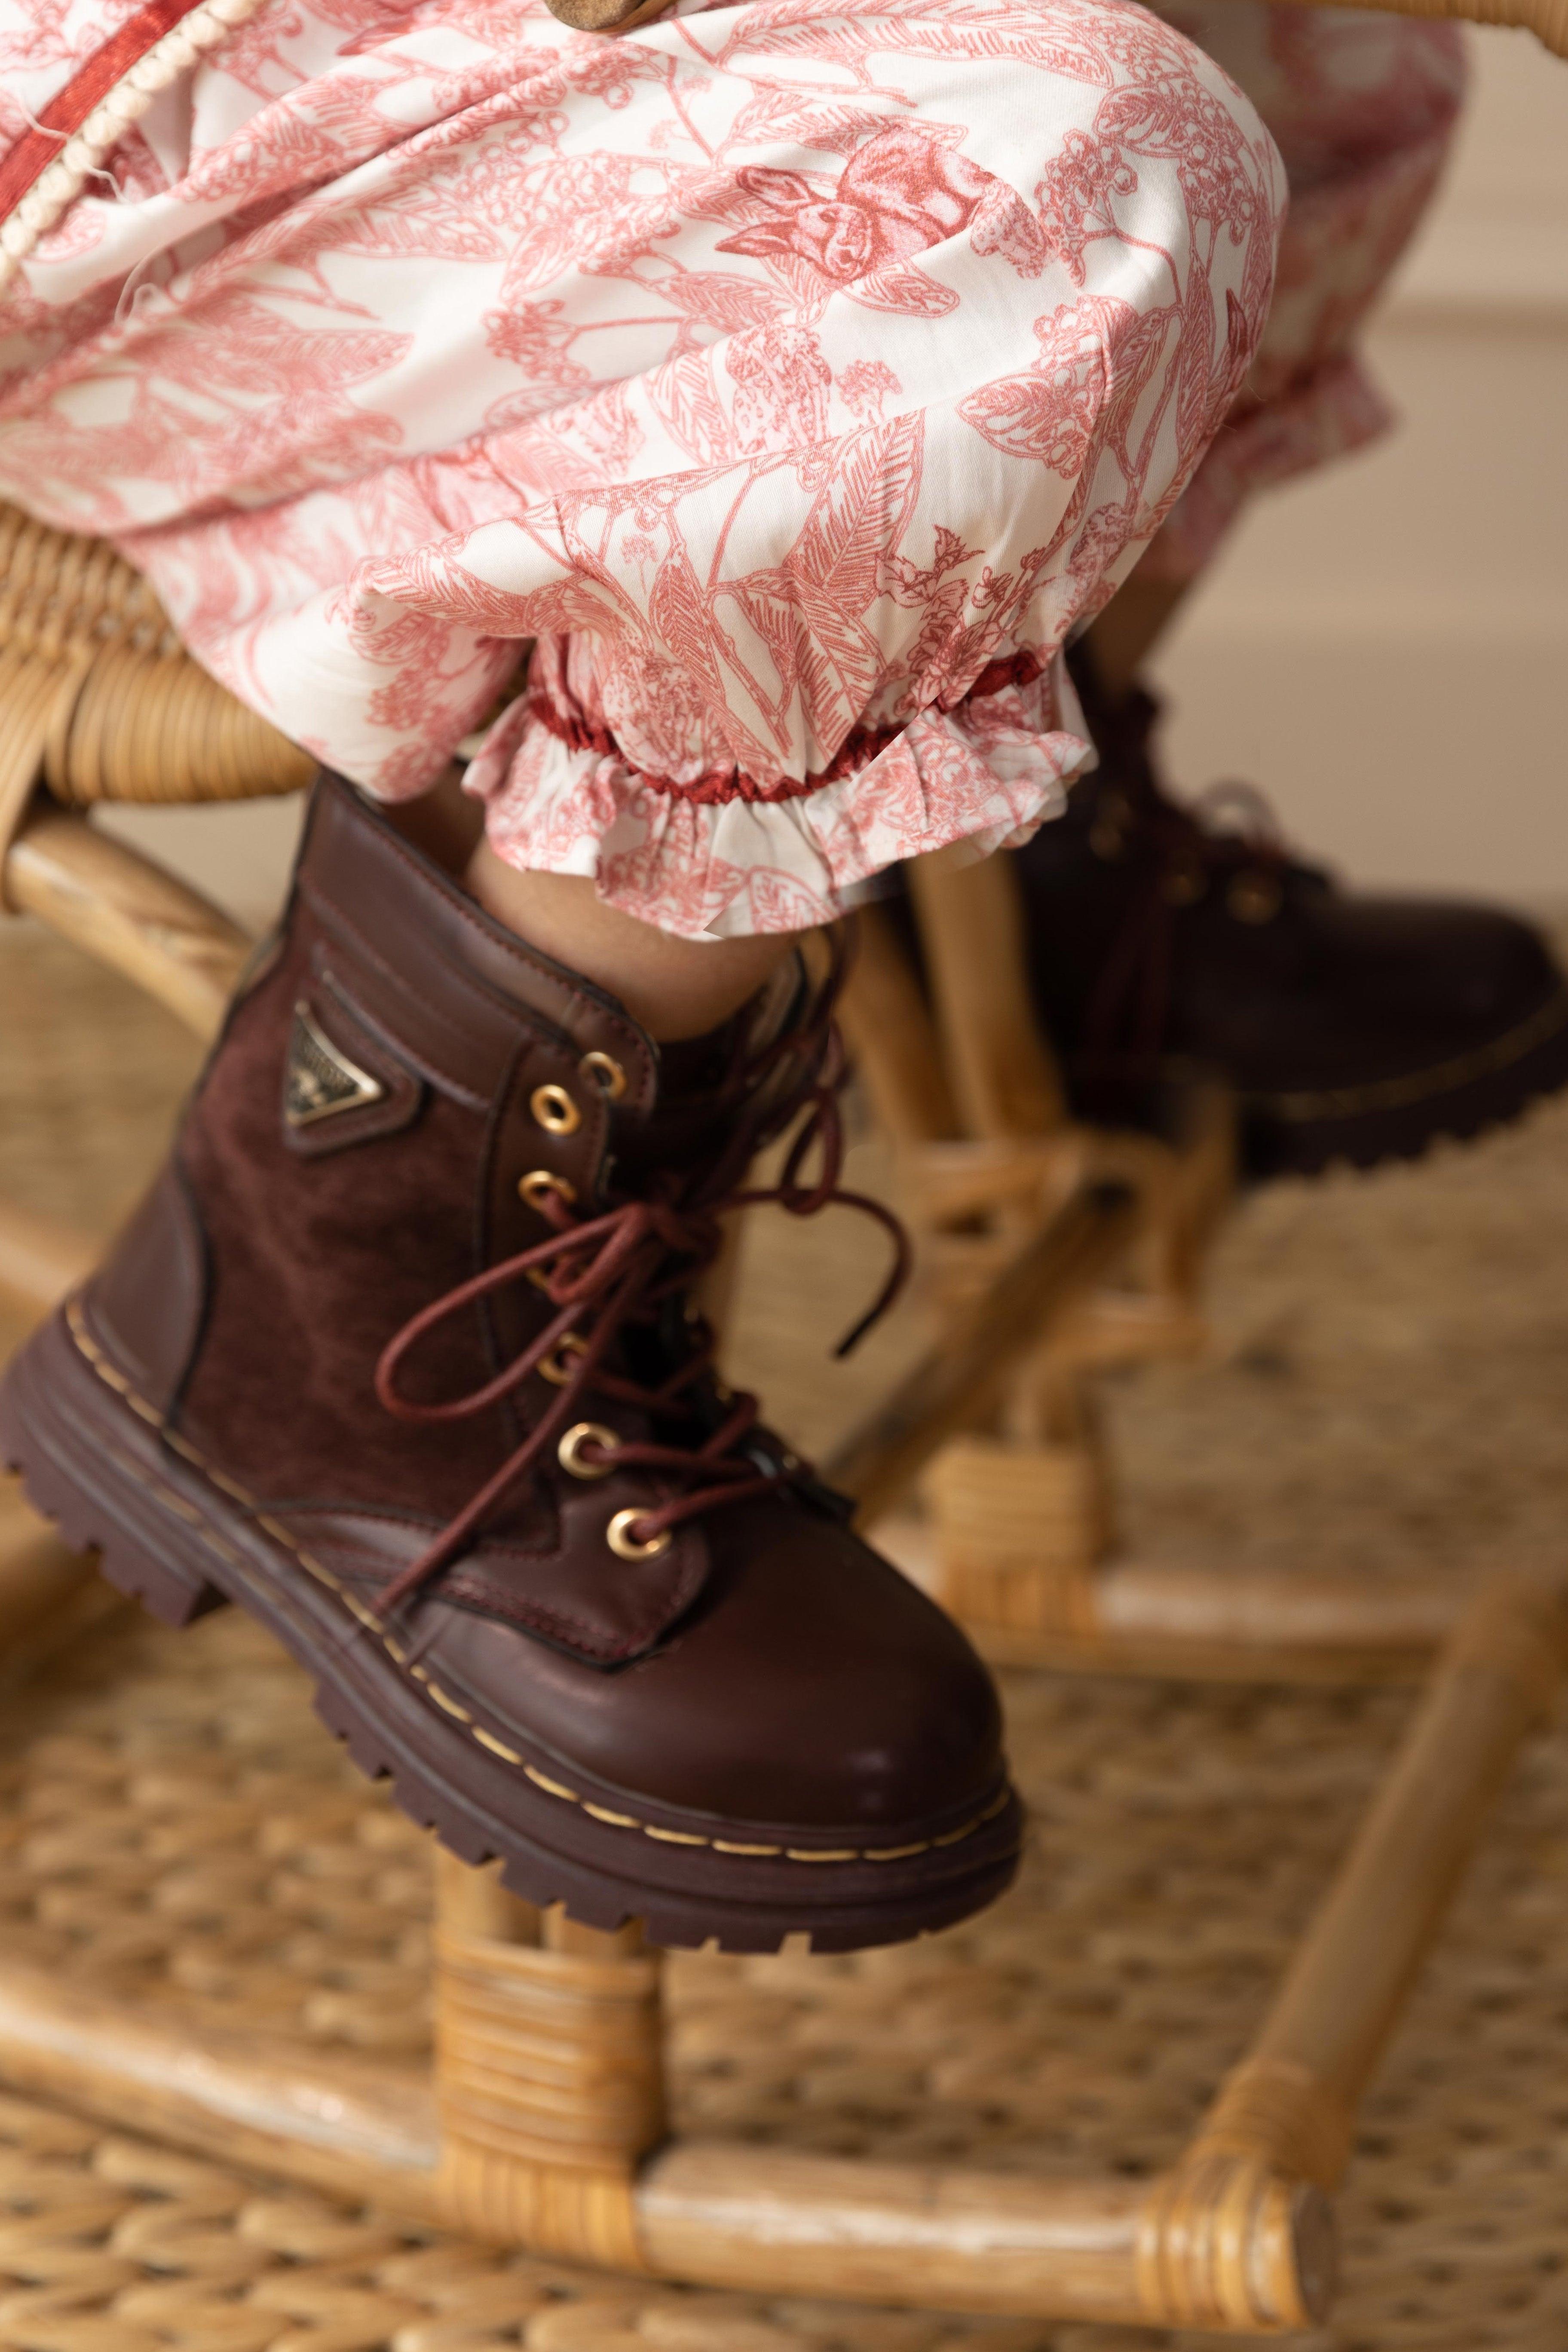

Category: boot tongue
[616, 960, 812, 1189]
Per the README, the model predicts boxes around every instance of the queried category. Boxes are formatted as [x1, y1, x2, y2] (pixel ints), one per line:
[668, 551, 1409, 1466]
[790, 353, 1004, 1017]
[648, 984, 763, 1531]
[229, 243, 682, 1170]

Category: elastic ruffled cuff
[464, 664, 1091, 941]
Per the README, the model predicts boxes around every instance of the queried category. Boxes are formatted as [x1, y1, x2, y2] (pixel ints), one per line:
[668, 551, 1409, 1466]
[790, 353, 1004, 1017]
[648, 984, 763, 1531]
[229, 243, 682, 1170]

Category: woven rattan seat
[0, 502, 312, 826]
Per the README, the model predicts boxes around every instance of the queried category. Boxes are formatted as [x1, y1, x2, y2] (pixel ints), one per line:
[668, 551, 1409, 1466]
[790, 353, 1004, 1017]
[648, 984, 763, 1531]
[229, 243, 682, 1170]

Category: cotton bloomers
[0, 0, 1295, 932]
[0, 1, 1468, 937]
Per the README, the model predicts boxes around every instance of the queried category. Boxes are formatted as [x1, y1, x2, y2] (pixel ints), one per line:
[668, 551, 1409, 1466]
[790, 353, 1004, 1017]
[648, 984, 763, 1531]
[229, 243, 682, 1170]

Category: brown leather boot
[2, 776, 1019, 1952]
[1008, 649, 1568, 1179]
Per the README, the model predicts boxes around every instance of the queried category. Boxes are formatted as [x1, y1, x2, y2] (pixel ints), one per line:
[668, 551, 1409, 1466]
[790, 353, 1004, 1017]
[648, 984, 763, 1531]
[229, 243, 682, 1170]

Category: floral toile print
[0, 0, 1454, 936]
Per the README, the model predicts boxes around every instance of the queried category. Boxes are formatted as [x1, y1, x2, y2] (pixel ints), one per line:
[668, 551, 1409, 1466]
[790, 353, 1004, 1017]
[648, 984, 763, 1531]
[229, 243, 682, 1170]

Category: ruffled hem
[465, 660, 1091, 941]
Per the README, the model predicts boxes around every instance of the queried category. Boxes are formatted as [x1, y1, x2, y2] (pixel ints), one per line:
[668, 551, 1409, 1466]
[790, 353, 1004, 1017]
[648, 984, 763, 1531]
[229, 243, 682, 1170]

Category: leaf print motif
[647, 347, 734, 466]
[845, 263, 957, 316]
[958, 294, 1127, 472]
[794, 413, 924, 616]
[657, 270, 791, 333]
[0, 0, 1364, 937]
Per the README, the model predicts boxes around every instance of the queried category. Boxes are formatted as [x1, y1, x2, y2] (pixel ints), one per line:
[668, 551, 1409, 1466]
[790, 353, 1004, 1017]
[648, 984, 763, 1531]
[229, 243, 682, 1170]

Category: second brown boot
[1008, 647, 1568, 1178]
[1, 775, 1020, 1953]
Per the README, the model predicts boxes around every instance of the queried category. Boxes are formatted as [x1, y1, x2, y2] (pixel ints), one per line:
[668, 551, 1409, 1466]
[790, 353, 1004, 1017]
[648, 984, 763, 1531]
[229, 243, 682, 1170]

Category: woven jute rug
[4, 916, 1568, 2350]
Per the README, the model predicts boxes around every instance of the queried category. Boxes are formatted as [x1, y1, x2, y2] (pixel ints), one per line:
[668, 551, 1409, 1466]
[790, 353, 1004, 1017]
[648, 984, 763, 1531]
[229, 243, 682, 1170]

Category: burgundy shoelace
[370, 956, 907, 1619]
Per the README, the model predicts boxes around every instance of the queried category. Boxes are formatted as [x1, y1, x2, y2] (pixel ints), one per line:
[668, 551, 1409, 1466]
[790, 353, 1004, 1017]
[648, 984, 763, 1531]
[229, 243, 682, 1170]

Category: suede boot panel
[175, 921, 525, 1523]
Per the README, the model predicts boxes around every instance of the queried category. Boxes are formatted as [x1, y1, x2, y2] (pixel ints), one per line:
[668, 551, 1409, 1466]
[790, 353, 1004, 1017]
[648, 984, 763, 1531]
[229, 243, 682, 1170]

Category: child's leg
[0, 0, 1283, 943]
[0, 0, 1283, 1948]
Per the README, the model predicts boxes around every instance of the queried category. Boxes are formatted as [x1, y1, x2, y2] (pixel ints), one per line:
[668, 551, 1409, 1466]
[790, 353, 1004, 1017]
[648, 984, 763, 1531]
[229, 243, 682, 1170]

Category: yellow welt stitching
[207, 1468, 255, 1506]
[156, 1492, 203, 1525]
[64, 1302, 1011, 1871]
[295, 1550, 345, 1595]
[473, 1728, 525, 1764]
[426, 1684, 474, 1723]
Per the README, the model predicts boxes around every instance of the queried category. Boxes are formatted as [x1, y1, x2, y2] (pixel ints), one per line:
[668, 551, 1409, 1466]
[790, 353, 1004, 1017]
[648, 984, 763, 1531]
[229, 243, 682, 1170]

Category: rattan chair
[3, 24, 1566, 2309]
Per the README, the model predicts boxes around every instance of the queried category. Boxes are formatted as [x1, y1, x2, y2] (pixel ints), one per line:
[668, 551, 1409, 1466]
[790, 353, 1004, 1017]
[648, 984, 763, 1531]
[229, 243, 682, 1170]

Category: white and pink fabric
[0, 0, 1460, 936]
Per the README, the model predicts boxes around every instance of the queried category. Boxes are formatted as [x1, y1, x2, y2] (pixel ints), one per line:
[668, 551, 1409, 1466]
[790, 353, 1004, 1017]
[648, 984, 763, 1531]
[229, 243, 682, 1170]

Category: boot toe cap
[423, 1501, 1007, 1839]
[1334, 898, 1564, 1033]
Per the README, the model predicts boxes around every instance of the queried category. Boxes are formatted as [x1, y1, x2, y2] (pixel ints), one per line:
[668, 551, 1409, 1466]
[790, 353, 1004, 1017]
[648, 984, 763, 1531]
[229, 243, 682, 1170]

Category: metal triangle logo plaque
[285, 1001, 386, 1128]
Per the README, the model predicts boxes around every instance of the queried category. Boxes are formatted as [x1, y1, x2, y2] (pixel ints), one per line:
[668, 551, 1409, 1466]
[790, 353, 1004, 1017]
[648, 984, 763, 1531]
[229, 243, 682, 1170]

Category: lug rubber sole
[0, 1305, 1022, 1955]
[1241, 984, 1568, 1182]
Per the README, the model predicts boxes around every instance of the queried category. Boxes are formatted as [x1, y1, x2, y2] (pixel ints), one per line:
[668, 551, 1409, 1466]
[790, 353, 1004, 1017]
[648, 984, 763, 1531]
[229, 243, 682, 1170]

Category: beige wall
[1154, 26, 1568, 906]
[100, 22, 1568, 930]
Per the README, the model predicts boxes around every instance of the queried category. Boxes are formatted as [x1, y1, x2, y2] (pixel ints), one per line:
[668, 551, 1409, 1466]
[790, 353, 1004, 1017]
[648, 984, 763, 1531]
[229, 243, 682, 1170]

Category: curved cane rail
[0, 1571, 1556, 2329]
[0, 502, 313, 822]
[3, 799, 253, 1041]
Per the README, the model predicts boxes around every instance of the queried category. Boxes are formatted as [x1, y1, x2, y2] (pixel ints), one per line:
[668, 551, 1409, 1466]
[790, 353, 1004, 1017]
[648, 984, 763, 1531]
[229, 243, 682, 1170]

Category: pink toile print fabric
[1140, 3, 1467, 583]
[0, 0, 1285, 935]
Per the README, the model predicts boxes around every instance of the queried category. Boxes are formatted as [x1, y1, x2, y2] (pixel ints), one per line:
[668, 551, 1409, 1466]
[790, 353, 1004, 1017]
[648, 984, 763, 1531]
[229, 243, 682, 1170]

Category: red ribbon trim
[0, 0, 212, 227]
[527, 648, 1049, 807]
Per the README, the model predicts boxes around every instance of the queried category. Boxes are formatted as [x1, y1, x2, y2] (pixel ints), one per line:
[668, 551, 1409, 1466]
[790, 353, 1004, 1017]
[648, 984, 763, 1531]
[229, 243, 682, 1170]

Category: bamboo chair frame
[0, 314, 1563, 2332]
[836, 864, 1467, 1685]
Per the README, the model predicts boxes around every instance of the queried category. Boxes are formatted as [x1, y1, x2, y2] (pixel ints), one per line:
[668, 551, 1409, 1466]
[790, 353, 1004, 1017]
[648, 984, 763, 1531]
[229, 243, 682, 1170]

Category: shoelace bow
[371, 965, 908, 1620]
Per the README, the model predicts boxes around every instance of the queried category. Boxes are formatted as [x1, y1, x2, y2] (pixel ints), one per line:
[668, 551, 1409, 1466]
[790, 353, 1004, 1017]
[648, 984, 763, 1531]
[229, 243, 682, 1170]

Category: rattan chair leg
[432, 1854, 665, 2272]
[1204, 1573, 1567, 2177]
[826, 1179, 1140, 1525]
[907, 848, 1067, 1140]
[837, 903, 958, 1146]
[1132, 1571, 1568, 2324]
[3, 799, 251, 1039]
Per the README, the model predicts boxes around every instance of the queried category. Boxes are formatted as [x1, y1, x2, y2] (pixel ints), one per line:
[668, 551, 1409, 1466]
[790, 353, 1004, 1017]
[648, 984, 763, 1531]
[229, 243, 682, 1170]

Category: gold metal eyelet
[539, 1335, 588, 1387]
[558, 1421, 621, 1479]
[1160, 859, 1207, 907]
[530, 1083, 581, 1136]
[1228, 870, 1283, 925]
[518, 1170, 577, 1213]
[580, 1050, 628, 1101]
[606, 1507, 671, 1561]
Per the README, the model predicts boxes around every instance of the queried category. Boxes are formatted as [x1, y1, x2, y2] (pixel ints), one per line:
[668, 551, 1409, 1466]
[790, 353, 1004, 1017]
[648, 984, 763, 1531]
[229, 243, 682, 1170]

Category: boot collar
[291, 773, 661, 1120]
